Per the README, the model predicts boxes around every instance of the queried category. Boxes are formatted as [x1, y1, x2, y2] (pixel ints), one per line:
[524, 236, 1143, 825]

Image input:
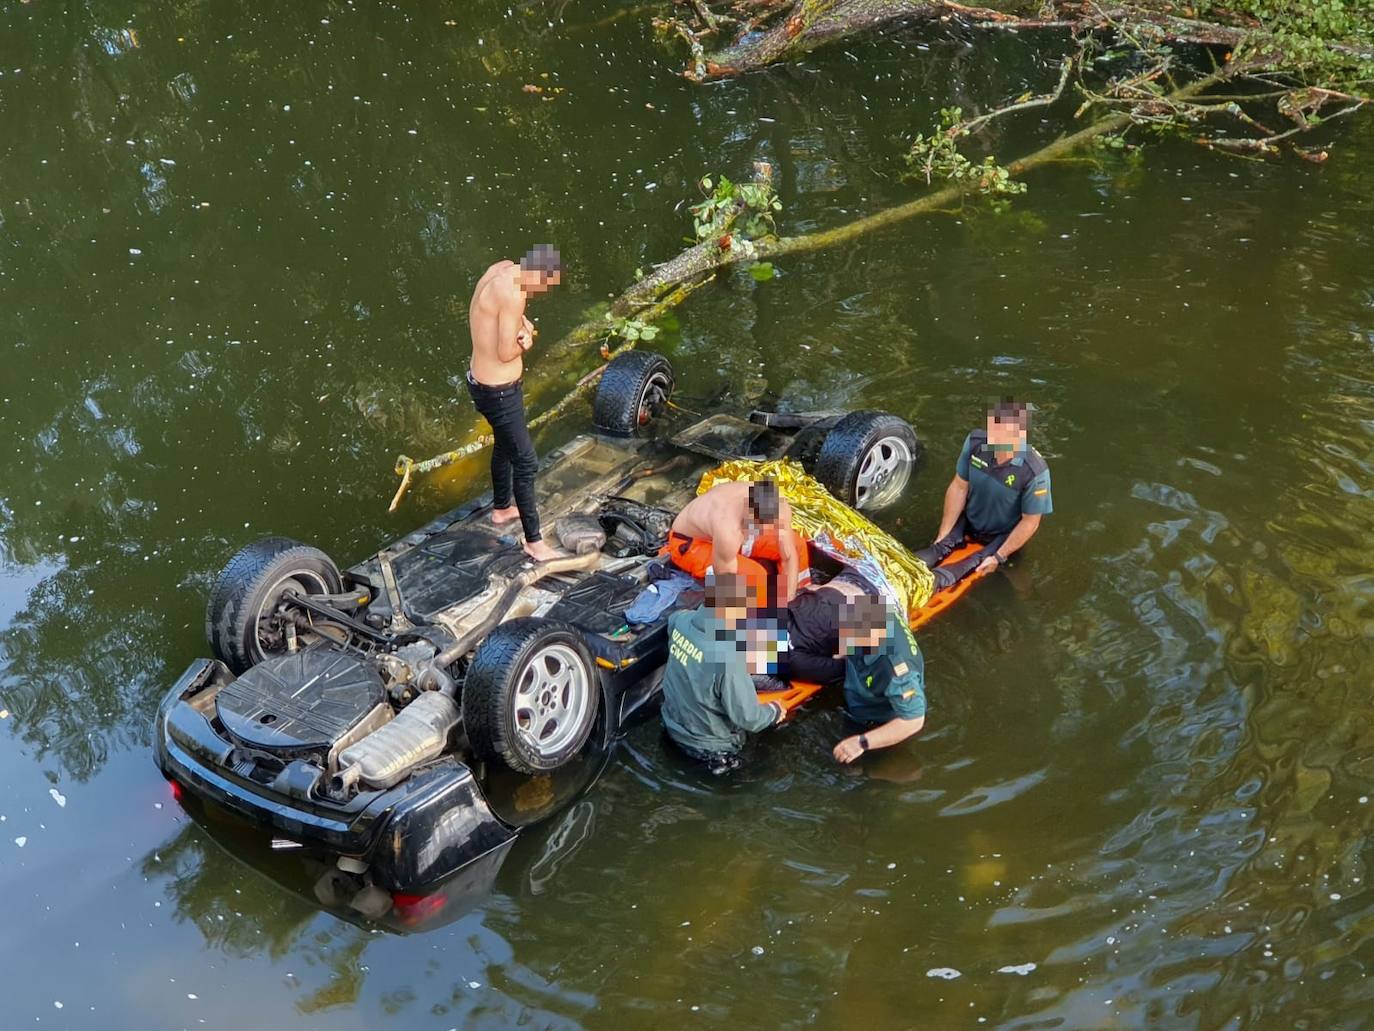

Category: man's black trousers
[914, 514, 1009, 587]
[466, 372, 542, 543]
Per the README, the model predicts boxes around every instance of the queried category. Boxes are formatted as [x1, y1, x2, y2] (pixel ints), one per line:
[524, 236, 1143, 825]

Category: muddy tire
[205, 537, 343, 674]
[814, 411, 920, 511]
[464, 618, 600, 774]
[593, 350, 674, 435]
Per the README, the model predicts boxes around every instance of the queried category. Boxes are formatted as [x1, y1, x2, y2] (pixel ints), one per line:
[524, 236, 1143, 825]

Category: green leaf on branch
[903, 110, 1027, 201]
[606, 313, 663, 345]
[688, 171, 784, 243]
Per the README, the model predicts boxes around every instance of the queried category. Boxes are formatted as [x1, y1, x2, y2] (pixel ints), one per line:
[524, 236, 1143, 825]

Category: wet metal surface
[2, 1, 1373, 1027]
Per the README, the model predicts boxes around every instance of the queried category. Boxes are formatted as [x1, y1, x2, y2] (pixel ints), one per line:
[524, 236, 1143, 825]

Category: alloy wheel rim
[855, 435, 913, 509]
[513, 643, 592, 756]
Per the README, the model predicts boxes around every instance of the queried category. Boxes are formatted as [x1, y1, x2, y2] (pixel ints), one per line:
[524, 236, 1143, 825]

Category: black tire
[205, 537, 343, 674]
[814, 411, 921, 511]
[463, 618, 600, 775]
[593, 350, 674, 435]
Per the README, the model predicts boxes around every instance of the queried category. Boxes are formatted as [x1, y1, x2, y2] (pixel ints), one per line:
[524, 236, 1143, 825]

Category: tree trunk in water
[697, 0, 939, 81]
[686, 0, 1367, 81]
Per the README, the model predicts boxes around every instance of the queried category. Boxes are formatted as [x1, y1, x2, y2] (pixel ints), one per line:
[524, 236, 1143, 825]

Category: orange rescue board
[907, 540, 989, 631]
[759, 541, 991, 714]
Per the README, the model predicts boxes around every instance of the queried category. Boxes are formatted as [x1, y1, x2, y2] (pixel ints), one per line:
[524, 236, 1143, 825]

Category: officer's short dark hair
[989, 397, 1030, 430]
[705, 572, 749, 611]
[840, 595, 888, 637]
[748, 479, 781, 524]
[521, 244, 561, 279]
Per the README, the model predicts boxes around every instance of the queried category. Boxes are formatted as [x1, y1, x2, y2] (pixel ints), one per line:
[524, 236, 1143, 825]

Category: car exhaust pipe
[331, 763, 362, 797]
[416, 549, 601, 692]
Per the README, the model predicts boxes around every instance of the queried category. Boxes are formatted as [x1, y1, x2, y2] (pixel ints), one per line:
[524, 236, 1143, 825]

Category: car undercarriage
[155, 352, 920, 898]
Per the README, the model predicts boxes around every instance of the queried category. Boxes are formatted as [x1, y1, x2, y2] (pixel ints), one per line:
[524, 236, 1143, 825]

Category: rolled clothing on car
[843, 611, 927, 725]
[661, 607, 783, 756]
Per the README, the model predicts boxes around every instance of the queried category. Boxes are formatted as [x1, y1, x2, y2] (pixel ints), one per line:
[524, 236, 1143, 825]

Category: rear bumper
[153, 659, 515, 891]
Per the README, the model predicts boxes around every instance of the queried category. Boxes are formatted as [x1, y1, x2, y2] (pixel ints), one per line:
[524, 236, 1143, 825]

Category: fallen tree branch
[1196, 97, 1367, 155]
[386, 71, 1225, 509]
[677, 0, 1374, 81]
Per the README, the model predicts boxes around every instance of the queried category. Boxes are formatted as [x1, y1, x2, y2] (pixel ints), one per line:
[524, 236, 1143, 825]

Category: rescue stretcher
[757, 540, 989, 714]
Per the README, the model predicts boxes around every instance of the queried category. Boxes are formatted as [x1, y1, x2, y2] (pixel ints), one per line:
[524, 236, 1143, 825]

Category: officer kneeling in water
[832, 595, 927, 764]
[661, 572, 786, 774]
[916, 397, 1053, 588]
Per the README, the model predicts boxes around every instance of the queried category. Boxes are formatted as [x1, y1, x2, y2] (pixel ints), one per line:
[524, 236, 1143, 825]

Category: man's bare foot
[491, 505, 521, 527]
[523, 539, 561, 563]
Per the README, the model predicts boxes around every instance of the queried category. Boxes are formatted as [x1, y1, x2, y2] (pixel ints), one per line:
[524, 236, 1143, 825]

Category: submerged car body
[155, 357, 920, 903]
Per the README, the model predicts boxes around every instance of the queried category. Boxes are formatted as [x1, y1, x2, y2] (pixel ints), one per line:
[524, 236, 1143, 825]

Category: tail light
[391, 891, 448, 925]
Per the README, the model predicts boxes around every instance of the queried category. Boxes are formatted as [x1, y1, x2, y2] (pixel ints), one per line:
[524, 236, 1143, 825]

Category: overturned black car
[155, 351, 920, 903]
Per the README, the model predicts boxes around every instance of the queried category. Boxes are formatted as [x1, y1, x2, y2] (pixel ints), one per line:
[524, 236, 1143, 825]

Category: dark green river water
[3, 1, 1373, 1027]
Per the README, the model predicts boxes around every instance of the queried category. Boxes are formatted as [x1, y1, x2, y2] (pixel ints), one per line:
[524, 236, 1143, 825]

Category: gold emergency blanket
[697, 458, 935, 615]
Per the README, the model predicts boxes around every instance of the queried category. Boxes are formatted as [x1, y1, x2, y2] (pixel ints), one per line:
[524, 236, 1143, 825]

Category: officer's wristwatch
[994, 552, 1007, 566]
[858, 734, 870, 752]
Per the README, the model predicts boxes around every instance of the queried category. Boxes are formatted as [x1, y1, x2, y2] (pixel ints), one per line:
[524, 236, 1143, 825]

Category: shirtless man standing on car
[467, 245, 562, 562]
[666, 479, 808, 608]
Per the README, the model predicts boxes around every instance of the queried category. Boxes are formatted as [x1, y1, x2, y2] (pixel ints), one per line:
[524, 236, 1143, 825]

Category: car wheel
[205, 537, 343, 674]
[592, 350, 674, 435]
[463, 618, 600, 775]
[814, 411, 920, 511]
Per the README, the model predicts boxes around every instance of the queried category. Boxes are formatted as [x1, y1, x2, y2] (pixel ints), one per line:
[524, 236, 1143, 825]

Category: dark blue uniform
[917, 430, 1053, 584]
[843, 612, 926, 725]
[956, 430, 1053, 534]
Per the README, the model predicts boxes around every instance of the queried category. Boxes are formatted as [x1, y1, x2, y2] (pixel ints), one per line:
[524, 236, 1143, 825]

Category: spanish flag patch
[893, 662, 910, 677]
[1034, 488, 1048, 496]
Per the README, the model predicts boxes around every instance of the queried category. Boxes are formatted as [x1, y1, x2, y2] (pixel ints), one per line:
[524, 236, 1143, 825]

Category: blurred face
[519, 268, 560, 294]
[840, 624, 887, 654]
[986, 414, 1026, 455]
[717, 602, 748, 627]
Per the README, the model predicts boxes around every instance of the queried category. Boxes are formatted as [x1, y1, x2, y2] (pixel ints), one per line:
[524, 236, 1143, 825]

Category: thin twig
[961, 51, 1079, 136]
[1200, 99, 1367, 152]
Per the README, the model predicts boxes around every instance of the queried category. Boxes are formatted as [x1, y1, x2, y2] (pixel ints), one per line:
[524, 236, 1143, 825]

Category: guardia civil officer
[660, 572, 785, 773]
[831, 595, 927, 764]
[916, 398, 1053, 588]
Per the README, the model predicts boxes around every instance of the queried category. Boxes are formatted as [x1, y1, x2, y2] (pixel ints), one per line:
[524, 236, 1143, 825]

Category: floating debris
[49, 788, 67, 808]
[997, 963, 1037, 976]
[15, 836, 27, 847]
[927, 968, 961, 980]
